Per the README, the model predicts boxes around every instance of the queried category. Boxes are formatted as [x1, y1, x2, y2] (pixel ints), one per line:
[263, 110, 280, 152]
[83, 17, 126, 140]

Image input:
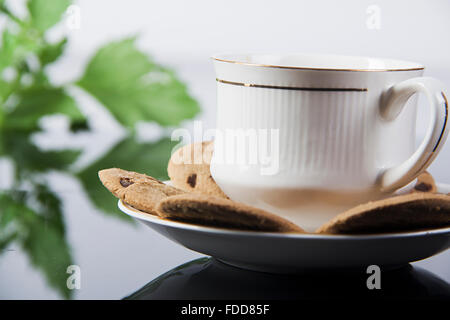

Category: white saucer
[118, 183, 450, 273]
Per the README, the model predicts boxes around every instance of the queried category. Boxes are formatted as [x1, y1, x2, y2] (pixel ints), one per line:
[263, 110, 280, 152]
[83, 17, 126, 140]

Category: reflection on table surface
[125, 257, 450, 300]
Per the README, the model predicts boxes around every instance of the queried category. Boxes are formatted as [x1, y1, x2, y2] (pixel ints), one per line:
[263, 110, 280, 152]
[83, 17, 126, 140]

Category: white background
[1, 0, 449, 299]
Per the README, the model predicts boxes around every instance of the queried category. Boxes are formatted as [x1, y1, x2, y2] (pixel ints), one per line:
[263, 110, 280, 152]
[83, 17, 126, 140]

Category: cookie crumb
[187, 173, 197, 188]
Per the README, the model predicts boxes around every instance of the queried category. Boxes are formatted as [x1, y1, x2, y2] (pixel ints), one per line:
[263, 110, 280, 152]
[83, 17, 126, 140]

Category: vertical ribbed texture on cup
[216, 83, 371, 187]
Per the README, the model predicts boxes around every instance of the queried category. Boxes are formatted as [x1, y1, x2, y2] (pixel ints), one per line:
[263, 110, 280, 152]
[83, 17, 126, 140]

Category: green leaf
[22, 219, 73, 299]
[2, 132, 80, 173]
[0, 131, 4, 155]
[77, 38, 200, 128]
[4, 86, 85, 131]
[0, 190, 73, 299]
[77, 135, 176, 219]
[69, 119, 89, 132]
[0, 29, 17, 70]
[0, 95, 5, 127]
[38, 38, 67, 66]
[0, 193, 20, 246]
[0, 78, 13, 102]
[0, 29, 40, 72]
[34, 184, 65, 235]
[27, 0, 72, 33]
[0, 192, 19, 228]
[0, 1, 23, 25]
[20, 202, 72, 299]
[0, 232, 16, 252]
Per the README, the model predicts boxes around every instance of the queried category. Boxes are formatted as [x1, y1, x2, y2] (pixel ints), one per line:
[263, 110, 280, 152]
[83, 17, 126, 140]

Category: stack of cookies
[99, 168, 302, 233]
[99, 141, 450, 235]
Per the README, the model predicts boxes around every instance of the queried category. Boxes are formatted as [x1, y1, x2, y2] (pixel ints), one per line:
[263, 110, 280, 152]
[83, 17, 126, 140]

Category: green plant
[0, 0, 200, 298]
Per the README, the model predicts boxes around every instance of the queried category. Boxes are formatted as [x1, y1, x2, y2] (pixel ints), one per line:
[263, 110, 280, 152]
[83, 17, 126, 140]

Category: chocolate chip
[120, 178, 134, 188]
[187, 174, 197, 188]
[415, 182, 432, 192]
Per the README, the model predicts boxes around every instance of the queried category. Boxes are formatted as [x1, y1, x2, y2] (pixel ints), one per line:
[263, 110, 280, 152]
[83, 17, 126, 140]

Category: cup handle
[378, 77, 449, 192]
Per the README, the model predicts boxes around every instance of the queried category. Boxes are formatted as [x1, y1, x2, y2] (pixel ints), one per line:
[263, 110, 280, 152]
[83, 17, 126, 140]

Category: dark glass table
[126, 257, 450, 300]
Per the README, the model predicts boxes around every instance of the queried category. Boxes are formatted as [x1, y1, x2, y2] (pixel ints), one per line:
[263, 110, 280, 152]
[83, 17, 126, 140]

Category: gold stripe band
[414, 91, 448, 176]
[432, 92, 449, 152]
[216, 79, 367, 92]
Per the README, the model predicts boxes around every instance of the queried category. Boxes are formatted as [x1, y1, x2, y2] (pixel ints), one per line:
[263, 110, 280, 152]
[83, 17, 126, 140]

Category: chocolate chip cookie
[168, 141, 228, 198]
[316, 193, 450, 234]
[411, 171, 437, 193]
[98, 168, 185, 215]
[157, 193, 304, 233]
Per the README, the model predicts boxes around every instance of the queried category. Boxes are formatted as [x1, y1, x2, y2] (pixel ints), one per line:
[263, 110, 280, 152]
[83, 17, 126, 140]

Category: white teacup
[210, 53, 449, 232]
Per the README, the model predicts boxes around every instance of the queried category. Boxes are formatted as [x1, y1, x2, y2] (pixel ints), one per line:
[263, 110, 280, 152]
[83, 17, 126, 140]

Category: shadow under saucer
[124, 257, 450, 300]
